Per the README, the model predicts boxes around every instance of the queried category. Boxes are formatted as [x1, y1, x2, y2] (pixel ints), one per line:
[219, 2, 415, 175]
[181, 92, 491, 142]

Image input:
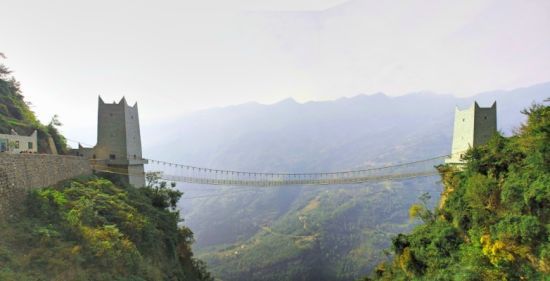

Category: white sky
[1, 0, 549, 144]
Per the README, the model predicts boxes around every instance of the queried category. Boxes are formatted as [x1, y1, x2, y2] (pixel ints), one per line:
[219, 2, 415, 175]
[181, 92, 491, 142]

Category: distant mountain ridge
[145, 81, 549, 170]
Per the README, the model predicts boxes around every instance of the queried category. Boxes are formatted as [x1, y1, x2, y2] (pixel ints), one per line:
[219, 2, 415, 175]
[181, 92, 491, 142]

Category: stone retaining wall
[0, 153, 92, 219]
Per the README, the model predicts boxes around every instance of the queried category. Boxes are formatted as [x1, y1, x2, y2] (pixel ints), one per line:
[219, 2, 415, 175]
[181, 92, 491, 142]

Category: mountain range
[143, 82, 549, 280]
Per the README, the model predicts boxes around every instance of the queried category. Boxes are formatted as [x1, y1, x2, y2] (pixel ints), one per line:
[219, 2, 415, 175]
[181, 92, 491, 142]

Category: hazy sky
[1, 0, 549, 145]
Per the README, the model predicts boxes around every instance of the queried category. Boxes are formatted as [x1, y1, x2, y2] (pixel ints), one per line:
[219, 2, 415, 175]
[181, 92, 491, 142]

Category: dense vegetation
[0, 58, 66, 153]
[368, 103, 549, 280]
[0, 176, 213, 281]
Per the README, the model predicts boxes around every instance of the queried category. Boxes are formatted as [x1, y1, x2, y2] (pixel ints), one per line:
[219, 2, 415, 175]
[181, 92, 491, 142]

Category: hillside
[368, 102, 549, 280]
[0, 176, 212, 281]
[0, 61, 65, 154]
[143, 83, 548, 280]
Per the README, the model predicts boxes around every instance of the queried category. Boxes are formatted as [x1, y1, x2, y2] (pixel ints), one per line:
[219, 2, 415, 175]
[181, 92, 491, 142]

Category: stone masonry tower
[95, 97, 148, 187]
[446, 101, 497, 164]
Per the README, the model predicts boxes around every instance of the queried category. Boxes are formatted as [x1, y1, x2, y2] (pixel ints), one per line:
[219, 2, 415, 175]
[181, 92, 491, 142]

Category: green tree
[145, 171, 183, 210]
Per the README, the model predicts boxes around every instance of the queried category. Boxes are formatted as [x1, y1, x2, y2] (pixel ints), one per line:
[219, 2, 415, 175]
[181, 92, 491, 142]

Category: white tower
[446, 102, 497, 164]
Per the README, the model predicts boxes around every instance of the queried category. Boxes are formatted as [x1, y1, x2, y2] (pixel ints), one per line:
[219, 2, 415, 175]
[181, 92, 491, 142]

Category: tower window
[484, 116, 487, 120]
[14, 141, 19, 149]
[28, 142, 33, 149]
[93, 154, 96, 159]
[109, 154, 116, 160]
[462, 118, 465, 122]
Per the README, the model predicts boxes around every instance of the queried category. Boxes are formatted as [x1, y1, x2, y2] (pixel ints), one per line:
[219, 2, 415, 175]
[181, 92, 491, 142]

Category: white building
[0, 129, 38, 153]
[446, 102, 497, 164]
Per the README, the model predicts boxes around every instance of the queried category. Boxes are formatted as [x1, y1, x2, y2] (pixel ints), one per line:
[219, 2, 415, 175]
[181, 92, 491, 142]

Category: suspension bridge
[88, 152, 456, 187]
[64, 97, 471, 188]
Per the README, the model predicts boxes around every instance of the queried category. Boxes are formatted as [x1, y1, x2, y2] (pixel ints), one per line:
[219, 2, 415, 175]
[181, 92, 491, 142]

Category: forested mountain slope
[368, 102, 549, 280]
[0, 177, 213, 281]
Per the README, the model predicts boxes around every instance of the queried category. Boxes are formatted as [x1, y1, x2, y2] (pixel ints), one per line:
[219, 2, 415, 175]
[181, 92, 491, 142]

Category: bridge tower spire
[69, 96, 148, 186]
[94, 96, 148, 187]
[446, 101, 497, 164]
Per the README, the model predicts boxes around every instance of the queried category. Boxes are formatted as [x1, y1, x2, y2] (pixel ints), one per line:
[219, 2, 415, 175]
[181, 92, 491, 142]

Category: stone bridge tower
[446, 101, 497, 164]
[95, 96, 148, 187]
